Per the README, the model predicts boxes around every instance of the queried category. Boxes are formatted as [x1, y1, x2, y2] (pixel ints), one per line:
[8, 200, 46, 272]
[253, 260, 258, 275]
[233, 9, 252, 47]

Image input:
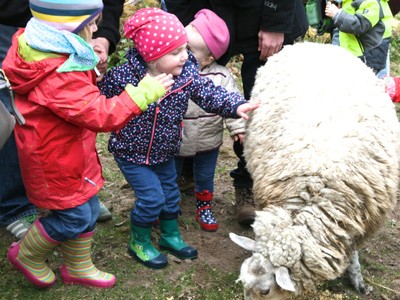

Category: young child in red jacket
[2, 0, 173, 289]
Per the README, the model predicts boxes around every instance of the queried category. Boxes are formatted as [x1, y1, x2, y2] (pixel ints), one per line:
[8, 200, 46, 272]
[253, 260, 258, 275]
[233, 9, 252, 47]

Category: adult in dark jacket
[164, 0, 309, 225]
[389, 1, 400, 16]
[0, 0, 124, 239]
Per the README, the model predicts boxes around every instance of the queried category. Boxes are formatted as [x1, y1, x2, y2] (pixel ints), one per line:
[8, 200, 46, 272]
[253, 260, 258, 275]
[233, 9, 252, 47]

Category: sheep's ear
[229, 232, 257, 251]
[275, 266, 296, 292]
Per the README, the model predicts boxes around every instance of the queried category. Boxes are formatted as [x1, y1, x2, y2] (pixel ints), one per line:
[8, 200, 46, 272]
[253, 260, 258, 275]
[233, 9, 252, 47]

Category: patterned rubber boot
[60, 231, 116, 288]
[195, 190, 219, 232]
[7, 219, 59, 288]
[128, 224, 168, 269]
[158, 218, 198, 259]
[6, 213, 37, 240]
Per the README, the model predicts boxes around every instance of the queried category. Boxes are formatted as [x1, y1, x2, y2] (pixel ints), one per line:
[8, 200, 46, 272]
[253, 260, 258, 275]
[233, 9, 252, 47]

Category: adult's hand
[258, 30, 284, 61]
[91, 37, 110, 81]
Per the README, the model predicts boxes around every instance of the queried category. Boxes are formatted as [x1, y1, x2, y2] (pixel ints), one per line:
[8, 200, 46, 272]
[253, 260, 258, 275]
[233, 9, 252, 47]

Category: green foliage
[108, 38, 134, 70]
[390, 21, 400, 76]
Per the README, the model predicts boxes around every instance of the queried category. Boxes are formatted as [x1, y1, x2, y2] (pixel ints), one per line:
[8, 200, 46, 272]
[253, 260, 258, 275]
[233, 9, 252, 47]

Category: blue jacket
[99, 48, 246, 165]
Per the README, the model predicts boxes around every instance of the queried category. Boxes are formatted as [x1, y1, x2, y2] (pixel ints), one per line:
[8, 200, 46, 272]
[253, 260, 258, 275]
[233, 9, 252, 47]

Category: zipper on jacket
[144, 79, 193, 164]
[84, 177, 96, 186]
[145, 101, 161, 164]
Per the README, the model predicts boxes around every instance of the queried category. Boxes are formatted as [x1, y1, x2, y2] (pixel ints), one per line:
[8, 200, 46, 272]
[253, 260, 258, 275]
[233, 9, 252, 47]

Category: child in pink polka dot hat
[99, 7, 259, 270]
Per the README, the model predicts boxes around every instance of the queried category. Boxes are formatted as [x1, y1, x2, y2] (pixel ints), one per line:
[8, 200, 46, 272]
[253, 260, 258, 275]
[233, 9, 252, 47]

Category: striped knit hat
[29, 0, 103, 33]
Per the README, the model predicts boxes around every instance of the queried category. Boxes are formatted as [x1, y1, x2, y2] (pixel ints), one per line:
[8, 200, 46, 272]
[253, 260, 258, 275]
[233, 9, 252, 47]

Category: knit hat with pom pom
[124, 7, 188, 62]
[29, 0, 103, 34]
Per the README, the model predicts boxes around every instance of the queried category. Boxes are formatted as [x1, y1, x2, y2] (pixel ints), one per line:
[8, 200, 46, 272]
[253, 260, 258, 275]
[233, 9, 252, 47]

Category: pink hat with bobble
[124, 7, 188, 62]
[189, 9, 230, 60]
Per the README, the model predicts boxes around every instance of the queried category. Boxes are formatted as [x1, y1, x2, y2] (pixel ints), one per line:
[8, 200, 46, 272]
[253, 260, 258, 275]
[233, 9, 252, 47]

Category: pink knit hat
[189, 9, 230, 60]
[124, 7, 188, 62]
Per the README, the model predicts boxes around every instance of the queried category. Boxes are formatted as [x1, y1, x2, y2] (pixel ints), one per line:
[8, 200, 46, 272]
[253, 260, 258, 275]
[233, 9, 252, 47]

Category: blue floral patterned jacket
[99, 48, 246, 165]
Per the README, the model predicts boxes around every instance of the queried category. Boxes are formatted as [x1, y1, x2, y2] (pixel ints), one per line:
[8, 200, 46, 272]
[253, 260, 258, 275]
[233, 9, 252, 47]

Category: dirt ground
[1, 132, 399, 299]
[98, 132, 400, 300]
[98, 132, 255, 277]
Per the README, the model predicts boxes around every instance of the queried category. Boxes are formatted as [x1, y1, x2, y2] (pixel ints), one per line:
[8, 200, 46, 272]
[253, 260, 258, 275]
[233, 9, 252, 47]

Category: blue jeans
[0, 24, 37, 227]
[175, 148, 219, 193]
[376, 49, 390, 79]
[40, 195, 100, 241]
[115, 157, 181, 225]
[331, 27, 340, 46]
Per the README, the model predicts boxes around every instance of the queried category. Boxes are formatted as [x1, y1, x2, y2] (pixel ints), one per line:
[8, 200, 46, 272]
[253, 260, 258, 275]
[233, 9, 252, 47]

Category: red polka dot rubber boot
[195, 190, 219, 232]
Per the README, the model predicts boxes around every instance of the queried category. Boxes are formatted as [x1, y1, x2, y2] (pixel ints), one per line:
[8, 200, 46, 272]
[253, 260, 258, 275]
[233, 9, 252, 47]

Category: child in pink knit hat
[187, 9, 230, 65]
[175, 9, 246, 232]
[99, 7, 259, 269]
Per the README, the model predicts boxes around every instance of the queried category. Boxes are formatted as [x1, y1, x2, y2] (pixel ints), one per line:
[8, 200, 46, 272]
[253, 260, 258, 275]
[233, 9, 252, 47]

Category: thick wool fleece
[244, 42, 400, 292]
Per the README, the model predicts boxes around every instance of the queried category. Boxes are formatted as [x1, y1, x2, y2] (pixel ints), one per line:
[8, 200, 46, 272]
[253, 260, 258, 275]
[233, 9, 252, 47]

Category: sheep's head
[230, 233, 296, 300]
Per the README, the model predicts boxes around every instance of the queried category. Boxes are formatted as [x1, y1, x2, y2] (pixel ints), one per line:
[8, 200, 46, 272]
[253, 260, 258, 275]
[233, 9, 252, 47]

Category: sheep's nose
[260, 289, 270, 296]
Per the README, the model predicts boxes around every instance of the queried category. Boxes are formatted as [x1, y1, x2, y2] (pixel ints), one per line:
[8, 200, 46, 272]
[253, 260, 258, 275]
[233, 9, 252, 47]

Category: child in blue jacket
[99, 7, 258, 269]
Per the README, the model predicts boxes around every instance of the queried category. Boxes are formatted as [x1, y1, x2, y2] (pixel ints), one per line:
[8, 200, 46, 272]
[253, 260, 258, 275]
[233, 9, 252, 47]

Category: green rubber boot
[128, 224, 167, 269]
[158, 218, 198, 260]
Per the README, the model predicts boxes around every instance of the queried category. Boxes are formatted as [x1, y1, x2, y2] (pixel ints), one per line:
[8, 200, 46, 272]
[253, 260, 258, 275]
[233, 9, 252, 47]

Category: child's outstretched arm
[236, 100, 261, 120]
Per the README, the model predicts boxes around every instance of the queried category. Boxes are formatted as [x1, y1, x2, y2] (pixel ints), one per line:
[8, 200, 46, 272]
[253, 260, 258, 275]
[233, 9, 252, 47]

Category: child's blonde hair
[78, 13, 102, 41]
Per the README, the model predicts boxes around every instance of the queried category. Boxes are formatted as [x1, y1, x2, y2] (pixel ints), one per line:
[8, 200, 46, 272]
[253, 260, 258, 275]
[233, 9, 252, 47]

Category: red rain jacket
[3, 29, 143, 209]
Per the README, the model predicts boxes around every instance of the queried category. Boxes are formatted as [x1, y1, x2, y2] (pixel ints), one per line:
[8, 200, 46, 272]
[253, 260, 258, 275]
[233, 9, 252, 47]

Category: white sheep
[230, 42, 400, 300]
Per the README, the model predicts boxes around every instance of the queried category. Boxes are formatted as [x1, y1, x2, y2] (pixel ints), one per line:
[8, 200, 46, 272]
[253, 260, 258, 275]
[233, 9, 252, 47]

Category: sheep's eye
[260, 289, 270, 296]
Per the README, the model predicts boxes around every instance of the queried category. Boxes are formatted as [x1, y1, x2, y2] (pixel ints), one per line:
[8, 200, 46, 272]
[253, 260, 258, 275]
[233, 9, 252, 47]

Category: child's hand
[236, 100, 260, 120]
[152, 73, 174, 92]
[325, 1, 339, 18]
[233, 133, 246, 144]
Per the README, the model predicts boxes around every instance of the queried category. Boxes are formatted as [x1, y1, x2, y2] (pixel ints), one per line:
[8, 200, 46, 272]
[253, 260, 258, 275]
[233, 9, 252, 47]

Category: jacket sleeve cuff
[124, 77, 166, 112]
[125, 84, 148, 111]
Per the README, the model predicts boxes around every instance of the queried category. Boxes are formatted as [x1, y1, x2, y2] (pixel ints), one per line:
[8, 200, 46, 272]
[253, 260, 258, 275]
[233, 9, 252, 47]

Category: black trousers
[230, 52, 265, 189]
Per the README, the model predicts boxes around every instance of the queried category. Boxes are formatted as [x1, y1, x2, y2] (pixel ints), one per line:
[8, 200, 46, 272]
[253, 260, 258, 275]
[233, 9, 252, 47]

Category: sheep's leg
[347, 250, 366, 294]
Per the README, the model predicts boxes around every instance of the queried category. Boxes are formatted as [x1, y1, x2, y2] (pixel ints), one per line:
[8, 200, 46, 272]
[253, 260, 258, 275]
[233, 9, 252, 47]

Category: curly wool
[245, 42, 400, 293]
